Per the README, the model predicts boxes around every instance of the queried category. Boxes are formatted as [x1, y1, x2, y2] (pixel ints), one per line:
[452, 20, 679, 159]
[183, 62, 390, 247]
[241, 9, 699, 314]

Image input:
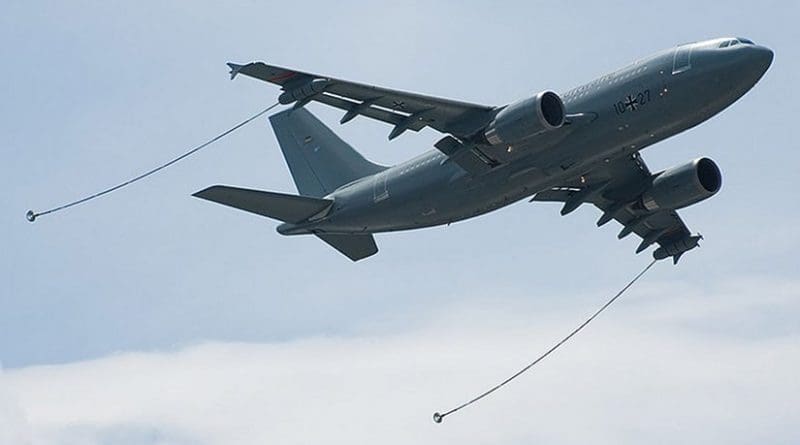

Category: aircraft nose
[741, 45, 773, 86]
[724, 44, 773, 88]
[751, 45, 774, 74]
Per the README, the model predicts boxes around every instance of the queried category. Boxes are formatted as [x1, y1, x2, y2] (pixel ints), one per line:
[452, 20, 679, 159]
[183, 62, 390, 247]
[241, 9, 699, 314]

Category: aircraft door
[373, 171, 389, 203]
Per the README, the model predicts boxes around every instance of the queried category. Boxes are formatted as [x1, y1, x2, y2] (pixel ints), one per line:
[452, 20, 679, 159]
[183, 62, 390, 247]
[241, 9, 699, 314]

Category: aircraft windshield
[720, 38, 755, 48]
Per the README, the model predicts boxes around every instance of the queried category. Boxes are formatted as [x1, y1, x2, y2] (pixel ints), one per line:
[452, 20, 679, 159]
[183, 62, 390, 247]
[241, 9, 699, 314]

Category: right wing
[531, 153, 703, 263]
[228, 62, 496, 140]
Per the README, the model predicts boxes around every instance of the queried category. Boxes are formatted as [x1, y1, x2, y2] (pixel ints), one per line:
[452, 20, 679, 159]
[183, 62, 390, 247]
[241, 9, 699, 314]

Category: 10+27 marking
[613, 89, 651, 115]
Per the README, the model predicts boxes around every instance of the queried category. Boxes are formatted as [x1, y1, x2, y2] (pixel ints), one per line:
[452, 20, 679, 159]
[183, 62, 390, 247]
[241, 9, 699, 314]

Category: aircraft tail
[193, 185, 379, 261]
[269, 107, 386, 197]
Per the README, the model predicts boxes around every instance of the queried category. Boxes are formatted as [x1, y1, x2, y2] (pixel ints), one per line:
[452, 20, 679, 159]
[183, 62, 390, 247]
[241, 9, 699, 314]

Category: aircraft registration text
[613, 89, 651, 115]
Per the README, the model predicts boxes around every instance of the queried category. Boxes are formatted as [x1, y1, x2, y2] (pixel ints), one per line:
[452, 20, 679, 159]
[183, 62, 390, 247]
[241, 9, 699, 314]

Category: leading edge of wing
[227, 61, 494, 110]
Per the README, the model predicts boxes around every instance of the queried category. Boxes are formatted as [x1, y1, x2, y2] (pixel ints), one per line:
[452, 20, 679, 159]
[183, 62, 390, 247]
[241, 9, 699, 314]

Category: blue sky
[1, 1, 798, 444]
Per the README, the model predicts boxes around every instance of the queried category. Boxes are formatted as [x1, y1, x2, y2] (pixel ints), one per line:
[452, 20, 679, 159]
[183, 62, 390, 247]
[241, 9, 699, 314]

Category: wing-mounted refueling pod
[278, 78, 331, 108]
[653, 234, 703, 264]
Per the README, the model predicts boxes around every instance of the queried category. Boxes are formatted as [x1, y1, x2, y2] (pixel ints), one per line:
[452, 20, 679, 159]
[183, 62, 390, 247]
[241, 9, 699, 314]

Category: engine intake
[641, 157, 722, 211]
[483, 91, 565, 145]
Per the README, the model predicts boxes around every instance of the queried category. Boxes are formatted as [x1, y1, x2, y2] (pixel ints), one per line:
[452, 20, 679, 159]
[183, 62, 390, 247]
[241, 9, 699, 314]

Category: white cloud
[2, 277, 798, 445]
[0, 365, 31, 445]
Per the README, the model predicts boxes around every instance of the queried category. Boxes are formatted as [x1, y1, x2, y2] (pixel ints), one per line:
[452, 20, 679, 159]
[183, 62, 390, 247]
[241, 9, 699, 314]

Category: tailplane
[315, 233, 378, 261]
[193, 185, 379, 261]
[269, 107, 386, 197]
[193, 185, 332, 223]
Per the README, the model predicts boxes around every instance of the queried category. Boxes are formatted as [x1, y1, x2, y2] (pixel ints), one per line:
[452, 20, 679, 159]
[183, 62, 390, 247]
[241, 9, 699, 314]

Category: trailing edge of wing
[226, 61, 496, 139]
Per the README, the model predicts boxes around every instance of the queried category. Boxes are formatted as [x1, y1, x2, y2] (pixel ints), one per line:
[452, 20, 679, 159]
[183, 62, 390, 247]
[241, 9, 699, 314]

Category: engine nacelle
[641, 157, 722, 211]
[483, 91, 565, 145]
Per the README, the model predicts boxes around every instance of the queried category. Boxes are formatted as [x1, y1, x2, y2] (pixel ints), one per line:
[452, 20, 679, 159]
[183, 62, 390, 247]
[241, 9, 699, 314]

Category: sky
[1, 1, 798, 444]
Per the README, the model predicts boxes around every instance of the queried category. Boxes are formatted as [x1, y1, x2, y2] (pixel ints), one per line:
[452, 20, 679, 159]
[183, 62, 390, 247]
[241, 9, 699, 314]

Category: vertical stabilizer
[269, 108, 386, 197]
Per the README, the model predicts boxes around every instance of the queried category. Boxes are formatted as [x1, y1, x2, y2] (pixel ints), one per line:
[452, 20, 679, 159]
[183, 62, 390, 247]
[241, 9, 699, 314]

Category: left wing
[227, 62, 495, 140]
[531, 153, 703, 263]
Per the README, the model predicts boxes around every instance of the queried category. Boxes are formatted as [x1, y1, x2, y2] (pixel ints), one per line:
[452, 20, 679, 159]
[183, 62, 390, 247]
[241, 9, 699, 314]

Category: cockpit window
[720, 38, 755, 48]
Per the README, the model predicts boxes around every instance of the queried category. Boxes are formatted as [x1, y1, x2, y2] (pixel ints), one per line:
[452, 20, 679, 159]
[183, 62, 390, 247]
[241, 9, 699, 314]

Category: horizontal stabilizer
[315, 233, 378, 261]
[193, 185, 332, 223]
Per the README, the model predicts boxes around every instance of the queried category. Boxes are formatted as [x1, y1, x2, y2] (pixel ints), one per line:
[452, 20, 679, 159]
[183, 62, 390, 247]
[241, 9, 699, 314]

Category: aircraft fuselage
[278, 38, 772, 236]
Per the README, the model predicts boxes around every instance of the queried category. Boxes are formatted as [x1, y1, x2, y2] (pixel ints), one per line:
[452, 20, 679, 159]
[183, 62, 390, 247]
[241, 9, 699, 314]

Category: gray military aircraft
[194, 37, 772, 262]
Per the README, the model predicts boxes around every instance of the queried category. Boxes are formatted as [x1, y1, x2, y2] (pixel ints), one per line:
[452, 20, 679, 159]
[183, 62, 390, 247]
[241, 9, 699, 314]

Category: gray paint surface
[197, 38, 772, 262]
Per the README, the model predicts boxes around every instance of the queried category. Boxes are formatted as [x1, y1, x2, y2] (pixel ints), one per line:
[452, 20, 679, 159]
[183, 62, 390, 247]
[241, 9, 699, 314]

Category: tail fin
[269, 107, 386, 197]
[193, 185, 332, 223]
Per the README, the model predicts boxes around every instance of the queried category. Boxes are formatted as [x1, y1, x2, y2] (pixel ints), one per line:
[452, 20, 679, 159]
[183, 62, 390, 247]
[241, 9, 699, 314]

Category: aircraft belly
[366, 171, 556, 232]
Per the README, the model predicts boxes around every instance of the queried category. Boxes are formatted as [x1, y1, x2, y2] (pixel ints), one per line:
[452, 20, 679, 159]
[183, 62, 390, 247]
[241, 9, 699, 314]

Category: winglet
[227, 62, 244, 80]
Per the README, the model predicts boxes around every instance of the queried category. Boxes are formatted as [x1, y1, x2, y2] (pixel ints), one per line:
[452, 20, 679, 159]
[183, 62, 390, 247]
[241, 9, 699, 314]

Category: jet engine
[640, 157, 722, 211]
[483, 91, 565, 145]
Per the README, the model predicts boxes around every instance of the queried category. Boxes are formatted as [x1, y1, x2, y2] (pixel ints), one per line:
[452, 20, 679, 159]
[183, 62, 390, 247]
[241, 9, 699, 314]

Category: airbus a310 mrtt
[194, 37, 773, 262]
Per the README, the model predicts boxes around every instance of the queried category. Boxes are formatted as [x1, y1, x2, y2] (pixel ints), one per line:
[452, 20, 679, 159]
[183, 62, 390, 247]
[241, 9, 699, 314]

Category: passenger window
[730, 40, 739, 46]
[720, 41, 730, 48]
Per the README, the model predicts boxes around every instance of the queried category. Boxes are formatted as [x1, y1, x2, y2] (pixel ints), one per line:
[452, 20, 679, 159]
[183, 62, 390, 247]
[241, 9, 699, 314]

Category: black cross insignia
[391, 100, 406, 110]
[624, 95, 639, 111]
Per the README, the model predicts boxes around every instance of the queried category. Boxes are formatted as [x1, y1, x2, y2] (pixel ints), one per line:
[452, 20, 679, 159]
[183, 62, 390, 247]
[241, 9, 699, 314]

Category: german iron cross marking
[624, 95, 639, 111]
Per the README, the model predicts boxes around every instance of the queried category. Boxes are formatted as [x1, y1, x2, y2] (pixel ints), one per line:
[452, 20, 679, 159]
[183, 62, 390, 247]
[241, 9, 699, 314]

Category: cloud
[2, 277, 798, 445]
[0, 366, 31, 445]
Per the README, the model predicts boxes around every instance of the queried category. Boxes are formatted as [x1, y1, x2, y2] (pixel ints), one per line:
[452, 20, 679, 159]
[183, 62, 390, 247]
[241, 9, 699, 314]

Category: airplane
[194, 37, 773, 263]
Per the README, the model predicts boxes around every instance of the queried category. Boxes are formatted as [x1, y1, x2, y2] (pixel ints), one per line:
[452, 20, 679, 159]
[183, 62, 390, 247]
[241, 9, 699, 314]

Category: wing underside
[227, 61, 599, 178]
[228, 62, 495, 140]
[532, 153, 703, 263]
